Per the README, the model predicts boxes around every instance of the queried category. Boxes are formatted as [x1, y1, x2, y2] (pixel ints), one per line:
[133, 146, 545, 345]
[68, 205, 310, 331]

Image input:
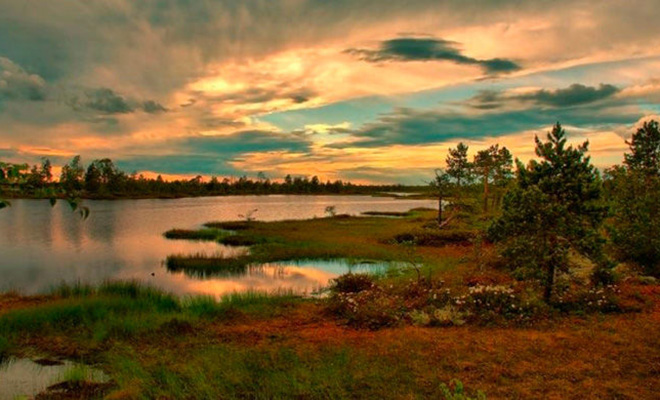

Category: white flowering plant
[452, 284, 547, 323]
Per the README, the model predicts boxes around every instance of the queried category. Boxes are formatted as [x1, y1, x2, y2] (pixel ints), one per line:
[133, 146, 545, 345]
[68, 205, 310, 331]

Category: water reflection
[0, 196, 435, 296]
[171, 260, 396, 297]
[0, 358, 107, 399]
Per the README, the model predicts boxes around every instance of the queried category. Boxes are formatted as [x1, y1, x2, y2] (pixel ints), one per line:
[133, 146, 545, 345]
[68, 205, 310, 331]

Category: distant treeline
[0, 157, 427, 199]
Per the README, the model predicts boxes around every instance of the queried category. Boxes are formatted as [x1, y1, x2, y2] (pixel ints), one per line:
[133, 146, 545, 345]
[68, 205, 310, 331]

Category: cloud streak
[346, 37, 521, 74]
[467, 84, 621, 110]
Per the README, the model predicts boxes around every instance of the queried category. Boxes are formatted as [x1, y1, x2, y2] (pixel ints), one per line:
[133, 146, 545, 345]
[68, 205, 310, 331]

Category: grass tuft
[204, 221, 252, 231]
[164, 228, 227, 241]
[166, 253, 252, 277]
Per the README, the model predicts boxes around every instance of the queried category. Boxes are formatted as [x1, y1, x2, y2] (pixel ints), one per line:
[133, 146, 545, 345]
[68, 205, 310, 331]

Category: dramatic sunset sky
[2, 0, 660, 183]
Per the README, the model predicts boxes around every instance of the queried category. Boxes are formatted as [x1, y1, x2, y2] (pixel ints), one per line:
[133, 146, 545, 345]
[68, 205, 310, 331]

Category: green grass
[0, 282, 302, 356]
[60, 364, 93, 383]
[102, 344, 486, 400]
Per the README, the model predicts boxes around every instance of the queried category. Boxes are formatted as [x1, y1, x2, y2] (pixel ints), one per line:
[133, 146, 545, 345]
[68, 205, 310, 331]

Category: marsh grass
[163, 210, 460, 280]
[175, 211, 455, 261]
[103, 344, 479, 400]
[166, 253, 252, 276]
[361, 211, 412, 217]
[204, 221, 252, 230]
[0, 282, 301, 356]
[219, 234, 263, 246]
[164, 228, 228, 241]
[60, 363, 93, 383]
[0, 335, 8, 363]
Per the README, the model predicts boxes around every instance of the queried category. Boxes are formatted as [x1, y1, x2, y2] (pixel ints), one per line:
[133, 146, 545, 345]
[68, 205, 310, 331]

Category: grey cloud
[526, 84, 620, 107]
[467, 84, 620, 109]
[64, 88, 168, 115]
[0, 56, 168, 119]
[330, 102, 640, 148]
[0, 57, 47, 103]
[142, 100, 168, 114]
[83, 88, 134, 114]
[347, 37, 521, 74]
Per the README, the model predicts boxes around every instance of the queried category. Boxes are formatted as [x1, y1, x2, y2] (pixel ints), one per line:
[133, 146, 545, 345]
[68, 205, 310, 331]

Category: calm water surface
[0, 195, 435, 296]
[0, 358, 108, 399]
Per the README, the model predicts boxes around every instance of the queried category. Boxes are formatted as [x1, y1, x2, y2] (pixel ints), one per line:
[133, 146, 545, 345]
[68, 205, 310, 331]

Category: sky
[1, 0, 660, 184]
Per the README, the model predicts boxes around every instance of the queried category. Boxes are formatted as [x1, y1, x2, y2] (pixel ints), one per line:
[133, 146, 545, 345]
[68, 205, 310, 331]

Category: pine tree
[624, 120, 660, 175]
[446, 142, 473, 187]
[489, 123, 608, 301]
[431, 169, 452, 225]
[608, 119, 660, 276]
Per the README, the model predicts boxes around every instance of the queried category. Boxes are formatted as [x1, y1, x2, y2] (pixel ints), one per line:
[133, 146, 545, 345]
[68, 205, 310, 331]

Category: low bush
[453, 285, 548, 324]
[328, 287, 405, 330]
[553, 284, 622, 314]
[409, 306, 467, 327]
[330, 273, 376, 294]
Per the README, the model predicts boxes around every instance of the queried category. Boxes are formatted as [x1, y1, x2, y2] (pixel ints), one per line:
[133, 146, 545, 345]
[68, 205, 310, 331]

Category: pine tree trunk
[482, 171, 489, 213]
[437, 194, 443, 225]
[544, 263, 555, 302]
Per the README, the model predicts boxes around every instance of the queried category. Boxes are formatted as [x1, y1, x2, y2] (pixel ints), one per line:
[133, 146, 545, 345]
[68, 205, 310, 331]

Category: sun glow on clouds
[2, 1, 660, 183]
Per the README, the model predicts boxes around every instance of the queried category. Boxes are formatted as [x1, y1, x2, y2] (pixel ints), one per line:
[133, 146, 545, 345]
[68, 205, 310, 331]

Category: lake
[0, 195, 435, 296]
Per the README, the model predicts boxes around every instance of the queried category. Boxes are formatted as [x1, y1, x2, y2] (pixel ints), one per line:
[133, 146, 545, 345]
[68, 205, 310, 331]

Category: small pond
[166, 259, 402, 298]
[0, 358, 108, 399]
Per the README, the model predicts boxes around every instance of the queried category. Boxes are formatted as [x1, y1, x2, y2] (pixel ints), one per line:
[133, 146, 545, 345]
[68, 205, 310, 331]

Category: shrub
[330, 273, 375, 294]
[637, 276, 658, 285]
[409, 309, 432, 326]
[397, 279, 453, 309]
[431, 306, 468, 326]
[553, 284, 621, 314]
[409, 306, 467, 327]
[328, 284, 404, 330]
[453, 285, 547, 323]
